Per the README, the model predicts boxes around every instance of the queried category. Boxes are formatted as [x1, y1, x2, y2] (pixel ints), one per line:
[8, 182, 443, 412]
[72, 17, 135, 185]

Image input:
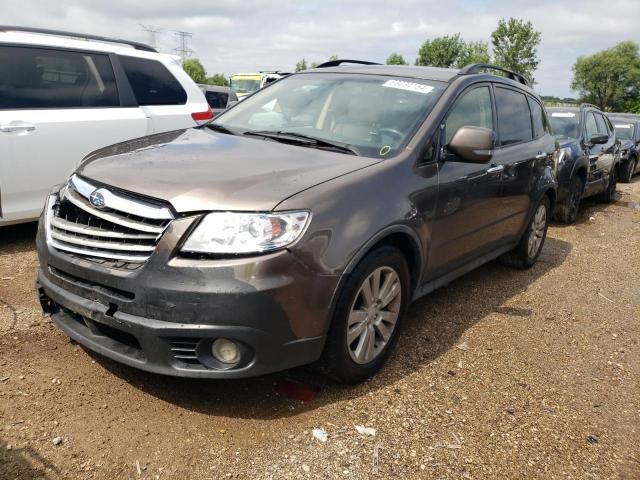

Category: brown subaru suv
[36, 61, 557, 383]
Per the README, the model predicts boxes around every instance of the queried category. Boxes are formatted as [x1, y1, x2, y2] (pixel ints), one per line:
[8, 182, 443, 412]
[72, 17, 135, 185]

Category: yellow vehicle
[230, 71, 288, 99]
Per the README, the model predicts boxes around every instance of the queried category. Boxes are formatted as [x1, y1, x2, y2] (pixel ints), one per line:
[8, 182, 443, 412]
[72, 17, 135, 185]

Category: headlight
[182, 211, 310, 254]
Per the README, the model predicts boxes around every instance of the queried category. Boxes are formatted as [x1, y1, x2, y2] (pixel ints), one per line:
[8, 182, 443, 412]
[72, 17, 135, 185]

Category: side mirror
[589, 133, 608, 145]
[448, 126, 494, 163]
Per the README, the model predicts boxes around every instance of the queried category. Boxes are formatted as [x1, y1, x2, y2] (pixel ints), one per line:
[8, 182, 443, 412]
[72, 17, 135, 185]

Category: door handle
[486, 164, 504, 174]
[0, 123, 36, 133]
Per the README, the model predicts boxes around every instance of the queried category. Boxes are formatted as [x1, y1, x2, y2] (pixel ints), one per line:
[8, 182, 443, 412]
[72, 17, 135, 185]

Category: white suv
[0, 26, 211, 226]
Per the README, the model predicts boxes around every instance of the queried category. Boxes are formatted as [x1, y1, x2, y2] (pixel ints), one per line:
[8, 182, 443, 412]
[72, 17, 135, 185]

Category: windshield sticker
[551, 112, 576, 118]
[615, 124, 632, 129]
[379, 145, 391, 156]
[382, 80, 434, 95]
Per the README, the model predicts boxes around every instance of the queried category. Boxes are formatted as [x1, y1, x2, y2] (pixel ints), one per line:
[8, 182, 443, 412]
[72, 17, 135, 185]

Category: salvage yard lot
[1, 182, 639, 480]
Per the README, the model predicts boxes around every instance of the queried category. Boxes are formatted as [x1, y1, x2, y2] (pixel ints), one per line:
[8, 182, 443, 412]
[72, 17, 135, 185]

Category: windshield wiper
[243, 130, 358, 155]
[207, 123, 236, 135]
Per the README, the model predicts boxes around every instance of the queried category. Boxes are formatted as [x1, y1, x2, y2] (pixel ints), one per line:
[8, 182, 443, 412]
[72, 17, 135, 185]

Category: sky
[2, 0, 639, 97]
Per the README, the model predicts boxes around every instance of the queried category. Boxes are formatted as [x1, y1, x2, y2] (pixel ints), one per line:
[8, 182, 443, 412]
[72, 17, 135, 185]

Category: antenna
[140, 24, 162, 50]
[174, 30, 193, 65]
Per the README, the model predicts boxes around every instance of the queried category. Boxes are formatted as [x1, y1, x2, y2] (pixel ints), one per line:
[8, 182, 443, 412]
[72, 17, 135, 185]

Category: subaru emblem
[89, 189, 106, 208]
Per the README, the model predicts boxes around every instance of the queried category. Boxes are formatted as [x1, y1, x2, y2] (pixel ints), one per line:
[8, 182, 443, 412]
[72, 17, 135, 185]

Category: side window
[585, 112, 599, 140]
[444, 86, 493, 144]
[594, 114, 608, 136]
[527, 97, 546, 138]
[495, 87, 533, 146]
[119, 56, 187, 106]
[205, 92, 228, 109]
[0, 46, 119, 109]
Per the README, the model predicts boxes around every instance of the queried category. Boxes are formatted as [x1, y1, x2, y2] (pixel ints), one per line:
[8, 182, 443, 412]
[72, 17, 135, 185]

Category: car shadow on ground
[89, 237, 572, 420]
[0, 222, 38, 254]
[0, 438, 60, 480]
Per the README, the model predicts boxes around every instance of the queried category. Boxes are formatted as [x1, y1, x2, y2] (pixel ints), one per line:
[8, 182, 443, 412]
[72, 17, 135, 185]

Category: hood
[77, 128, 377, 213]
[553, 134, 578, 148]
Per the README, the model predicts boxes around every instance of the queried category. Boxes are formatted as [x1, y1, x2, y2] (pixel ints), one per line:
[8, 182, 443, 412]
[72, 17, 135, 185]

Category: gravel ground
[1, 181, 639, 479]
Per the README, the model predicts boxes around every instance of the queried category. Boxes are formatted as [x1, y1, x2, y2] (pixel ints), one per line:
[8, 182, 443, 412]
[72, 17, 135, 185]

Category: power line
[139, 24, 162, 50]
[174, 30, 193, 65]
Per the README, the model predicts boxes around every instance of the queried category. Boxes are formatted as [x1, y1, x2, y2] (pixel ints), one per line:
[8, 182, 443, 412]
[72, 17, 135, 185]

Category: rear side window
[119, 56, 187, 106]
[495, 87, 533, 146]
[0, 46, 119, 109]
[444, 86, 494, 144]
[527, 97, 548, 139]
[205, 91, 228, 109]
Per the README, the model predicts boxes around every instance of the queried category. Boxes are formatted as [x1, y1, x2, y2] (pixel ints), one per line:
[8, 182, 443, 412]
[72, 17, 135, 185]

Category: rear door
[118, 55, 205, 132]
[0, 45, 148, 224]
[490, 87, 553, 236]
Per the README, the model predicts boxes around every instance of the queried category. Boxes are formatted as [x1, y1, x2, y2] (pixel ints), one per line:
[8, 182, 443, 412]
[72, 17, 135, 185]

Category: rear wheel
[319, 246, 410, 384]
[556, 175, 583, 224]
[620, 157, 636, 183]
[499, 196, 550, 269]
[597, 169, 617, 203]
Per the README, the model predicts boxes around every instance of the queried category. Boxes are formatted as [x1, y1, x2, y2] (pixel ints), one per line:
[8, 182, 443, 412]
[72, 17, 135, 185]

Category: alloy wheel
[527, 204, 547, 259]
[347, 266, 402, 365]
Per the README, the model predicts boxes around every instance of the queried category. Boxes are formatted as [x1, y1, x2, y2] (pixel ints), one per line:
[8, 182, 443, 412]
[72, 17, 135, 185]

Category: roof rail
[315, 59, 381, 68]
[0, 25, 157, 52]
[458, 64, 529, 86]
[579, 103, 600, 111]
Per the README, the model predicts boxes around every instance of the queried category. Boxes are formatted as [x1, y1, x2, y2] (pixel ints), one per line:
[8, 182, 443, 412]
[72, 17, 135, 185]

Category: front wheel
[556, 175, 583, 224]
[597, 169, 617, 203]
[499, 196, 550, 269]
[620, 157, 636, 183]
[319, 246, 410, 384]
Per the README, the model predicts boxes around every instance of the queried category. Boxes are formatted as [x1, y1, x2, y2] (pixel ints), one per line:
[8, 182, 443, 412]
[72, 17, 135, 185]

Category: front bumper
[36, 214, 339, 379]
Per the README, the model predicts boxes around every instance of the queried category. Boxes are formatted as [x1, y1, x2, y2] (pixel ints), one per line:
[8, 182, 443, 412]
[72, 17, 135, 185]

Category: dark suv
[606, 114, 640, 182]
[548, 104, 621, 223]
[36, 61, 557, 384]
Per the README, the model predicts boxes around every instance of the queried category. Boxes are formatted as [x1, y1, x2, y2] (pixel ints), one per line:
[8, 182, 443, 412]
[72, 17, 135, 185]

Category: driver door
[426, 84, 504, 277]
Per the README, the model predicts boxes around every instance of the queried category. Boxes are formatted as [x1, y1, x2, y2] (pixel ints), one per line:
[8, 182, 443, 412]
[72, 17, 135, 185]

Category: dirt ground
[1, 181, 639, 480]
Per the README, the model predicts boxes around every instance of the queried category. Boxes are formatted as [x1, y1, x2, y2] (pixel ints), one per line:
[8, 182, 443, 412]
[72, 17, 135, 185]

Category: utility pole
[139, 24, 162, 50]
[174, 30, 193, 65]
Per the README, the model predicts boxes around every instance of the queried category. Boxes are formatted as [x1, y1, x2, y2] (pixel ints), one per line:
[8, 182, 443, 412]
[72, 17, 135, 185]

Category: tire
[499, 195, 550, 270]
[318, 246, 410, 384]
[596, 168, 617, 203]
[556, 175, 583, 224]
[620, 157, 636, 183]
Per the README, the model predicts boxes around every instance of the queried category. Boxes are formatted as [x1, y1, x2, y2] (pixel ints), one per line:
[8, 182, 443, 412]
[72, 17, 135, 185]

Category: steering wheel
[377, 128, 404, 141]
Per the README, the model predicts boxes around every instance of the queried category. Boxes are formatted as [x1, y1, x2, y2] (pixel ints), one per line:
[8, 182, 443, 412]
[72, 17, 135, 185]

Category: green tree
[205, 74, 229, 87]
[415, 33, 465, 67]
[328, 55, 339, 61]
[491, 18, 541, 84]
[386, 53, 408, 65]
[571, 41, 640, 111]
[295, 59, 308, 72]
[455, 41, 491, 68]
[182, 58, 207, 84]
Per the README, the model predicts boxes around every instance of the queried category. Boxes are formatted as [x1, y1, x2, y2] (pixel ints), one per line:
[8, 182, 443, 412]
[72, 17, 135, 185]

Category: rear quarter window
[119, 56, 187, 106]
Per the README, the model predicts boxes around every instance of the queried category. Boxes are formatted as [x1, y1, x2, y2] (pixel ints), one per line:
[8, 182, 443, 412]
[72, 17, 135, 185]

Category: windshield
[613, 123, 635, 141]
[214, 73, 446, 158]
[230, 77, 261, 95]
[549, 111, 580, 138]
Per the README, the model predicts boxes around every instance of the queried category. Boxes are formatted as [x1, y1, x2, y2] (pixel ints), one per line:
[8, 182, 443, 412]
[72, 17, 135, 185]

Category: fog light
[211, 338, 240, 365]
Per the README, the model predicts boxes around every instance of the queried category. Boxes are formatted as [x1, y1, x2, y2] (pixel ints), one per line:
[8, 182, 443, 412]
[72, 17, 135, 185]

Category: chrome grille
[46, 175, 173, 263]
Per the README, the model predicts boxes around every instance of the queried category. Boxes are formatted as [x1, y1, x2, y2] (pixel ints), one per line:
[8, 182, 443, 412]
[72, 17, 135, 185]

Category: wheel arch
[343, 225, 423, 293]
